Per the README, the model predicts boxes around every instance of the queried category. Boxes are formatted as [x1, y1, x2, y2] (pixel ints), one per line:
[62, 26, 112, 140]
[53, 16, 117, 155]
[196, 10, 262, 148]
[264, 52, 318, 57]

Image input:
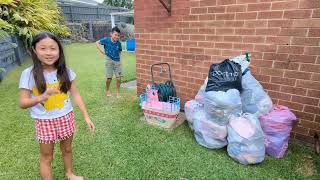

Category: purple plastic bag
[259, 105, 297, 158]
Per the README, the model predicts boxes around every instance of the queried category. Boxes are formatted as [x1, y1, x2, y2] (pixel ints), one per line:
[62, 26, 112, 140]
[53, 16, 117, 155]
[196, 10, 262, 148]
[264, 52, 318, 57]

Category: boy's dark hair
[111, 26, 120, 34]
[30, 32, 71, 94]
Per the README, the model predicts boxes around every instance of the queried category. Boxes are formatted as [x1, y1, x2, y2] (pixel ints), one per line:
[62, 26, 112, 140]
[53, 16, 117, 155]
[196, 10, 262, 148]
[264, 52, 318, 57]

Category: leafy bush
[0, 0, 70, 46]
[118, 22, 134, 41]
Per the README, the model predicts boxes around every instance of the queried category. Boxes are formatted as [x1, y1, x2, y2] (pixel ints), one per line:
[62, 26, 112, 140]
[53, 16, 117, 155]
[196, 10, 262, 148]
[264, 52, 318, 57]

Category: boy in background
[95, 27, 122, 97]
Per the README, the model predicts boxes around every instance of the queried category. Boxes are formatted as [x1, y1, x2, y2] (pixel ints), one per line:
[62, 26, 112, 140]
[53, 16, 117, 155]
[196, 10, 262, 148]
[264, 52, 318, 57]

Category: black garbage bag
[205, 59, 242, 92]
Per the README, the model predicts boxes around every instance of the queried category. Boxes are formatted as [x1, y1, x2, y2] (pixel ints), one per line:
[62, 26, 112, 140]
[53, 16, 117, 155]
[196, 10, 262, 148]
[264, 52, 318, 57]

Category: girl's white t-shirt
[19, 66, 76, 120]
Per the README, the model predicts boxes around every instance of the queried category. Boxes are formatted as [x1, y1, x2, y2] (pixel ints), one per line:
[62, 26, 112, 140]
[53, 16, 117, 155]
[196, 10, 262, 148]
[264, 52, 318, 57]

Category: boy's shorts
[35, 111, 75, 143]
[106, 56, 122, 79]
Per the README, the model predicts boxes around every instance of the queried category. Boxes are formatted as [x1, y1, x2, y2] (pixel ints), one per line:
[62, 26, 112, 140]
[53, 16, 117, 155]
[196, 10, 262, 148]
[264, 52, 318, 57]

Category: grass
[0, 43, 320, 179]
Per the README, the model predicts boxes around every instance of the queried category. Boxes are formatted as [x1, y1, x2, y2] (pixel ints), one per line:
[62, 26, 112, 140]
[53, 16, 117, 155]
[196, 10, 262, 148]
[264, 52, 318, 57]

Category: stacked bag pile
[185, 54, 297, 165]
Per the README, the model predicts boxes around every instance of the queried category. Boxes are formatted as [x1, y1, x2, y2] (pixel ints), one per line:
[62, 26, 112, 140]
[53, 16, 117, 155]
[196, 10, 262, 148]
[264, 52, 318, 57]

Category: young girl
[19, 32, 95, 180]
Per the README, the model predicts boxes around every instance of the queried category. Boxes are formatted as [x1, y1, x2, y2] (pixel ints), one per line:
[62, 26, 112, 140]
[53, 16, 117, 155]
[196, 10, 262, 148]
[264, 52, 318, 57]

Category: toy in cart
[139, 63, 185, 129]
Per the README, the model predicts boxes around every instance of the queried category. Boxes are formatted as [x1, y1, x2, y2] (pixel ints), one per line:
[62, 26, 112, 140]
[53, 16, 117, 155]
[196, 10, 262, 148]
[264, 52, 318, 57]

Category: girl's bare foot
[106, 91, 112, 97]
[116, 93, 121, 98]
[66, 173, 83, 180]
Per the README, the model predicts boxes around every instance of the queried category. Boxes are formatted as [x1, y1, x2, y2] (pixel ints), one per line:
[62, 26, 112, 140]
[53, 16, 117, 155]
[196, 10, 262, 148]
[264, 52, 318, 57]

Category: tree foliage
[0, 0, 70, 46]
[103, 0, 133, 9]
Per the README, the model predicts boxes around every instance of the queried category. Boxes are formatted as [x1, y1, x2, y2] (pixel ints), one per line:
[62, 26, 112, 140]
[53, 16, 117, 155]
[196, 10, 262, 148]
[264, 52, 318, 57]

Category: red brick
[299, 120, 319, 131]
[279, 28, 308, 36]
[190, 35, 205, 41]
[169, 41, 182, 46]
[216, 13, 235, 20]
[308, 29, 320, 37]
[215, 42, 233, 49]
[272, 1, 299, 10]
[316, 115, 320, 123]
[311, 73, 320, 81]
[304, 105, 320, 115]
[177, 22, 190, 28]
[283, 10, 312, 19]
[224, 21, 245, 27]
[243, 36, 265, 43]
[288, 55, 317, 64]
[216, 28, 235, 35]
[198, 42, 213, 48]
[217, 0, 236, 5]
[224, 36, 243, 42]
[266, 36, 290, 44]
[271, 76, 296, 86]
[251, 52, 263, 59]
[256, 28, 280, 35]
[237, 0, 259, 4]
[305, 47, 320, 55]
[258, 11, 284, 19]
[261, 82, 281, 91]
[261, 68, 284, 77]
[273, 62, 299, 70]
[157, 40, 169, 45]
[254, 44, 277, 52]
[263, 53, 288, 61]
[313, 9, 320, 18]
[208, 6, 226, 14]
[204, 48, 222, 56]
[299, 0, 320, 9]
[307, 89, 320, 100]
[233, 43, 254, 51]
[198, 28, 216, 34]
[191, 7, 208, 14]
[248, 3, 271, 11]
[245, 20, 268, 28]
[268, 20, 293, 27]
[297, 80, 320, 90]
[268, 90, 292, 101]
[183, 41, 196, 47]
[206, 35, 224, 42]
[236, 12, 258, 20]
[235, 28, 255, 35]
[301, 64, 320, 73]
[292, 19, 320, 28]
[183, 15, 199, 21]
[291, 37, 320, 46]
[284, 70, 312, 80]
[295, 111, 316, 122]
[278, 46, 304, 54]
[221, 50, 243, 56]
[292, 125, 309, 135]
[251, 60, 273, 68]
[206, 21, 225, 28]
[169, 28, 183, 34]
[279, 100, 304, 111]
[200, 0, 217, 6]
[309, 129, 320, 137]
[227, 5, 247, 12]
[254, 74, 270, 83]
[190, 48, 204, 54]
[190, 1, 200, 7]
[199, 14, 216, 21]
[281, 86, 307, 96]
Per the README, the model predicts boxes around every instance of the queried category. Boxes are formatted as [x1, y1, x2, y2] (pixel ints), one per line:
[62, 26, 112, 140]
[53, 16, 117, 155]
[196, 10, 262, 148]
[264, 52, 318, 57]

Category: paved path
[121, 80, 137, 90]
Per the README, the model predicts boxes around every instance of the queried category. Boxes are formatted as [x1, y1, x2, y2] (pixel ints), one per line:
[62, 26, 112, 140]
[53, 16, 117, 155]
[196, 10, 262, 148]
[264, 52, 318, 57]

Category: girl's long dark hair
[31, 32, 71, 94]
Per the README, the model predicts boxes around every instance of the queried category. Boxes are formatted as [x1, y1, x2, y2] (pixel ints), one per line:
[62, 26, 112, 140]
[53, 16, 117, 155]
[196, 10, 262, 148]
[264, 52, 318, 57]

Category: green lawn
[0, 43, 319, 179]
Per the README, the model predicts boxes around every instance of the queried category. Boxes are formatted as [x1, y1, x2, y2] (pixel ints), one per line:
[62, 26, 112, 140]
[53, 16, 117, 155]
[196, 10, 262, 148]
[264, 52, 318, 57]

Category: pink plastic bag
[259, 105, 297, 158]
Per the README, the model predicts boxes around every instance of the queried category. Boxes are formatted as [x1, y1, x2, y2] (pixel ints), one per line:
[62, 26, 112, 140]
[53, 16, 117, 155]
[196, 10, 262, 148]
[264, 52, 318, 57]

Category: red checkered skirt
[35, 111, 75, 143]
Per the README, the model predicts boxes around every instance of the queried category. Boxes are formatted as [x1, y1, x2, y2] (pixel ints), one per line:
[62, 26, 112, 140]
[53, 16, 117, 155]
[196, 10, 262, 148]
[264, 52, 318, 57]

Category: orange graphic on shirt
[32, 82, 68, 111]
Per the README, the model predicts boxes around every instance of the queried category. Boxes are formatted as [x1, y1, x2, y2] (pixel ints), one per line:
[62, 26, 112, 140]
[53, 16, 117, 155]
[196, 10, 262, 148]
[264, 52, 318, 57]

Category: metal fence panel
[59, 4, 132, 23]
[0, 35, 28, 81]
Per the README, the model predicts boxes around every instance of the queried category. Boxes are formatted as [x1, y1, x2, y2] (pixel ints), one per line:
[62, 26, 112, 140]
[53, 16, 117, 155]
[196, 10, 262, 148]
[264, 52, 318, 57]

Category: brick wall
[135, 0, 320, 144]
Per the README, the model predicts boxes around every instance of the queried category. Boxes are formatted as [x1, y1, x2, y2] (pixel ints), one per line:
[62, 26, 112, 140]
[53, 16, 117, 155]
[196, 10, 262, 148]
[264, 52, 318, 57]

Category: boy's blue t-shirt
[99, 37, 122, 61]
